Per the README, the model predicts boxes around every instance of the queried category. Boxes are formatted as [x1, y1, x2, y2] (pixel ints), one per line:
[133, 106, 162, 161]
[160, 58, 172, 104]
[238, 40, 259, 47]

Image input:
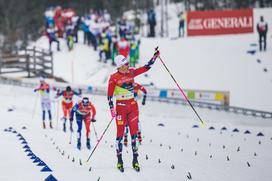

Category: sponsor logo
[117, 120, 124, 125]
[188, 16, 253, 30]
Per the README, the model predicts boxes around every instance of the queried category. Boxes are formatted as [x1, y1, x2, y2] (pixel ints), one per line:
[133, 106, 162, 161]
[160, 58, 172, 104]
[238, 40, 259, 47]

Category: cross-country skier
[124, 82, 147, 146]
[107, 49, 159, 172]
[55, 86, 81, 132]
[70, 97, 96, 150]
[34, 77, 56, 129]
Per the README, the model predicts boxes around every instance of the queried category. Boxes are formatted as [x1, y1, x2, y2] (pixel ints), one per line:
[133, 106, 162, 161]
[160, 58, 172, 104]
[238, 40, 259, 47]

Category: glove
[91, 118, 96, 122]
[110, 108, 116, 118]
[153, 49, 160, 60]
[145, 49, 160, 68]
[142, 95, 146, 105]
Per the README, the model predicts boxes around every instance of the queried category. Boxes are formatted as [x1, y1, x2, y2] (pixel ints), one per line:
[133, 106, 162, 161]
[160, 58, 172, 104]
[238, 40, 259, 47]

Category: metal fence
[0, 76, 271, 119]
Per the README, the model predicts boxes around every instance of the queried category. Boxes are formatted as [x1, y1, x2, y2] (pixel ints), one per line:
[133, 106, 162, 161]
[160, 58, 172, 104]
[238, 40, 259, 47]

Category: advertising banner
[187, 9, 253, 36]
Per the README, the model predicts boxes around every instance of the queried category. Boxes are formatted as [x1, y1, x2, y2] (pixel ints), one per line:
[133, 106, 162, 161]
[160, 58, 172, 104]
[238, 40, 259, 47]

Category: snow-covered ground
[0, 84, 272, 181]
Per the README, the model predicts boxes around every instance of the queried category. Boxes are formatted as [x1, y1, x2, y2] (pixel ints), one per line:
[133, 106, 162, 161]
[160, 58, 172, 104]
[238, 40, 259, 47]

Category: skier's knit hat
[115, 55, 128, 68]
[40, 76, 45, 83]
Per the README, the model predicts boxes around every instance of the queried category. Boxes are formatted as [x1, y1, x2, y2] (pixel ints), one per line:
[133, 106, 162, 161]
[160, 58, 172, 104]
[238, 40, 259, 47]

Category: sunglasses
[82, 98, 89, 105]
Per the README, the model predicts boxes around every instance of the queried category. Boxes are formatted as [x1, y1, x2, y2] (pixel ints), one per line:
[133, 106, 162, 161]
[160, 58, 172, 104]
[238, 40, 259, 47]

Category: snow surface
[0, 84, 272, 181]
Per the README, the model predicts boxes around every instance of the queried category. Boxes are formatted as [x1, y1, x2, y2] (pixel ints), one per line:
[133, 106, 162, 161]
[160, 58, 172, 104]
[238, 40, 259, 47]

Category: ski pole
[92, 123, 99, 143]
[156, 47, 204, 125]
[69, 130, 73, 144]
[86, 117, 114, 163]
[56, 99, 59, 130]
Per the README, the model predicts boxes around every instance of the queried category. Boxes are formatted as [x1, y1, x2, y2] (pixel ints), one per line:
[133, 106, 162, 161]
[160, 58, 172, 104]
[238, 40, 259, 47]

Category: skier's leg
[42, 110, 46, 129]
[48, 110, 52, 121]
[124, 124, 129, 146]
[62, 102, 67, 132]
[47, 104, 53, 129]
[115, 102, 127, 171]
[137, 120, 142, 143]
[76, 119, 83, 149]
[42, 110, 46, 121]
[128, 101, 139, 154]
[128, 101, 140, 171]
[48, 108, 53, 129]
[84, 118, 91, 149]
[67, 102, 73, 132]
[41, 101, 46, 128]
[84, 118, 91, 139]
[115, 103, 127, 155]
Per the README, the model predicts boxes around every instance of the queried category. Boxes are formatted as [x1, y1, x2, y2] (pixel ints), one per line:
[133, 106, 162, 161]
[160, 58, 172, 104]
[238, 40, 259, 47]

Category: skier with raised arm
[107, 49, 159, 172]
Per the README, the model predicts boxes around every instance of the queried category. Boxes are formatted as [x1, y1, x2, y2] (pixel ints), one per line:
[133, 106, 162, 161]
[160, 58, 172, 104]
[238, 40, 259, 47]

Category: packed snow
[0, 83, 272, 181]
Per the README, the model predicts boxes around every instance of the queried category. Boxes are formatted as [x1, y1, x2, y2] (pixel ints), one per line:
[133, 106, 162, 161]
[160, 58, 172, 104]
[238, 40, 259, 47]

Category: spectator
[117, 37, 130, 58]
[82, 16, 91, 45]
[119, 16, 128, 38]
[46, 24, 60, 51]
[65, 20, 74, 51]
[147, 9, 156, 37]
[178, 11, 186, 37]
[44, 7, 55, 28]
[257, 16, 268, 51]
[72, 16, 81, 43]
[99, 31, 110, 62]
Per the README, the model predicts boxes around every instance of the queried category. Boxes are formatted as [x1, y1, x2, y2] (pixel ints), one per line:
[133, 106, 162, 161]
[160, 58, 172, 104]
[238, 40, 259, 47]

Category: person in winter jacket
[70, 97, 96, 150]
[257, 16, 268, 51]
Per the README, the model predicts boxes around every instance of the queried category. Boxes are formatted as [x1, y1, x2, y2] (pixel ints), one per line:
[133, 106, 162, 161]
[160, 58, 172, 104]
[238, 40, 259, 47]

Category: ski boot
[117, 155, 124, 172]
[49, 122, 53, 129]
[86, 138, 91, 150]
[124, 136, 128, 147]
[42, 122, 46, 129]
[63, 123, 66, 132]
[132, 154, 140, 172]
[77, 139, 81, 150]
[137, 132, 142, 144]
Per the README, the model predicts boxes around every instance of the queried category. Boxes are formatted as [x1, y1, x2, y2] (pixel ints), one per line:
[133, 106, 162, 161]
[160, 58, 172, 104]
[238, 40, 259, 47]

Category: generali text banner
[187, 9, 253, 36]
